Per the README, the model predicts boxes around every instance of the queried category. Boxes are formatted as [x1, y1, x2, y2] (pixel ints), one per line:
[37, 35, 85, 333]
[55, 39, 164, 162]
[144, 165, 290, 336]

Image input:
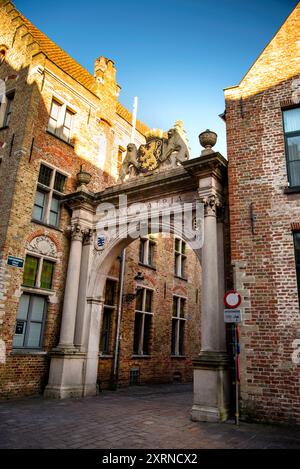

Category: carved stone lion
[118, 143, 139, 183]
[160, 128, 189, 168]
[118, 127, 190, 183]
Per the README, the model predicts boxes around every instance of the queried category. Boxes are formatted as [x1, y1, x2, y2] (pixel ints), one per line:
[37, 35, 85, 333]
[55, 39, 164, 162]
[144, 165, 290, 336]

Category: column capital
[71, 223, 84, 242]
[199, 194, 222, 217]
[83, 228, 94, 246]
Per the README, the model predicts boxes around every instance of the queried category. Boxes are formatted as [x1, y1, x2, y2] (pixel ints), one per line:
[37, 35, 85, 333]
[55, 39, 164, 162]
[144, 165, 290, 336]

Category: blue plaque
[7, 256, 24, 269]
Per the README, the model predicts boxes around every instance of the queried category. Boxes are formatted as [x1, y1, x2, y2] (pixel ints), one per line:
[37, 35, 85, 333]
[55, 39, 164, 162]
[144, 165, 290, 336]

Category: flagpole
[130, 96, 138, 143]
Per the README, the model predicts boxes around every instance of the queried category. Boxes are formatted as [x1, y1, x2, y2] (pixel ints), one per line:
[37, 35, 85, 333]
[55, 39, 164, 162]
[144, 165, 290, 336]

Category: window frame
[100, 279, 118, 355]
[22, 253, 56, 291]
[171, 295, 187, 357]
[293, 232, 300, 307]
[13, 293, 47, 350]
[133, 287, 154, 356]
[47, 97, 75, 144]
[0, 91, 15, 129]
[174, 238, 187, 278]
[139, 237, 156, 268]
[32, 163, 67, 228]
[282, 106, 300, 188]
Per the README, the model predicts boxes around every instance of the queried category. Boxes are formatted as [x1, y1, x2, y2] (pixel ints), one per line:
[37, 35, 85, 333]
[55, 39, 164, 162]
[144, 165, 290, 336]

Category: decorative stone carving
[118, 125, 190, 182]
[94, 232, 110, 252]
[77, 165, 92, 189]
[83, 229, 94, 246]
[71, 224, 84, 242]
[27, 236, 57, 257]
[199, 194, 222, 217]
[199, 129, 217, 155]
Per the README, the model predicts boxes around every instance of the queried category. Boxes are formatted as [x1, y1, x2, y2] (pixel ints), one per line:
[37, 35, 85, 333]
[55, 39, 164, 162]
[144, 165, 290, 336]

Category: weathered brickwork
[99, 235, 201, 389]
[0, 1, 201, 397]
[225, 4, 300, 423]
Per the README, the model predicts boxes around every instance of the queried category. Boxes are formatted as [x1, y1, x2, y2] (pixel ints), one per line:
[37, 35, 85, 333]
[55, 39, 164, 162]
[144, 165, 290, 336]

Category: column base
[44, 349, 88, 399]
[191, 351, 230, 423]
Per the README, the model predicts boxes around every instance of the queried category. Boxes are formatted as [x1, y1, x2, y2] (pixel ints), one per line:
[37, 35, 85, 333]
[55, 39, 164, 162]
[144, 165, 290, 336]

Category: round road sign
[224, 290, 242, 309]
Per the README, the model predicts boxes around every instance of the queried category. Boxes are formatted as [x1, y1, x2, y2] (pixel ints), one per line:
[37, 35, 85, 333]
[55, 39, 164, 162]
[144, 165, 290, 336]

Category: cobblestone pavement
[0, 383, 299, 449]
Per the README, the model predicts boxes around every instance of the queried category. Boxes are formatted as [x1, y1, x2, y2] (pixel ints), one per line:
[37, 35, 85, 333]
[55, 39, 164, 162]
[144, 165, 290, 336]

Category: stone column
[74, 229, 94, 350]
[217, 218, 226, 352]
[82, 298, 105, 397]
[44, 223, 86, 399]
[191, 194, 230, 422]
[201, 195, 221, 351]
[58, 224, 84, 349]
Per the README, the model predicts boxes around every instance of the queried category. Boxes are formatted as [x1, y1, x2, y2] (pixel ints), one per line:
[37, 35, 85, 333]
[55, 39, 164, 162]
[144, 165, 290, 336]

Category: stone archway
[45, 151, 230, 422]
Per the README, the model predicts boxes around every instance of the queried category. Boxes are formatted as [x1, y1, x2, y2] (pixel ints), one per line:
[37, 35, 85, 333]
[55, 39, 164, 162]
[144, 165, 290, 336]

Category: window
[100, 279, 117, 354]
[171, 297, 186, 356]
[32, 164, 66, 228]
[23, 255, 54, 290]
[175, 238, 187, 278]
[283, 107, 300, 187]
[0, 92, 14, 128]
[12, 247, 55, 350]
[129, 368, 140, 386]
[294, 233, 300, 304]
[13, 294, 47, 349]
[139, 238, 155, 267]
[133, 288, 153, 356]
[48, 98, 75, 144]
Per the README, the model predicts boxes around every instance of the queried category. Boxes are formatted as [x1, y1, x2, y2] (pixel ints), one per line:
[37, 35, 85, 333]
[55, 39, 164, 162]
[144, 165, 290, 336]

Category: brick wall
[225, 3, 300, 423]
[98, 235, 201, 389]
[0, 1, 201, 398]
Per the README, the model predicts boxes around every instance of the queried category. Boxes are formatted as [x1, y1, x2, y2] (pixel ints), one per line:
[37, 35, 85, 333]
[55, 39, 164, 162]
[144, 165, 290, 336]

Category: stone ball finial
[199, 129, 217, 155]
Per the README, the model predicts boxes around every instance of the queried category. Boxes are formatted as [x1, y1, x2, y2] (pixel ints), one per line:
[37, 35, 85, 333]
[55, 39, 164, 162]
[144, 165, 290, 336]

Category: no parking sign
[224, 290, 242, 309]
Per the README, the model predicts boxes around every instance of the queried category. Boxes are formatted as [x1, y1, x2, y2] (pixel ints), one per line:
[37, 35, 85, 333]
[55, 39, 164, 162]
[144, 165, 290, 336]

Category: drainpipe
[111, 249, 126, 390]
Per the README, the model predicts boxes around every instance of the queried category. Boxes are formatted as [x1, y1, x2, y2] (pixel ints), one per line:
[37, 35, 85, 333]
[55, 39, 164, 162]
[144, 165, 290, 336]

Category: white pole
[130, 96, 138, 143]
[112, 249, 126, 390]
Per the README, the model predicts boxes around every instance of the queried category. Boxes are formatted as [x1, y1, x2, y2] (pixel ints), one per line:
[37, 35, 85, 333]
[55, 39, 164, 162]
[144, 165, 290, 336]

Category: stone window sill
[171, 355, 187, 359]
[11, 349, 48, 356]
[174, 275, 188, 282]
[21, 286, 56, 296]
[284, 186, 300, 194]
[31, 219, 63, 233]
[131, 355, 151, 359]
[99, 354, 114, 359]
[138, 262, 156, 271]
[46, 130, 75, 148]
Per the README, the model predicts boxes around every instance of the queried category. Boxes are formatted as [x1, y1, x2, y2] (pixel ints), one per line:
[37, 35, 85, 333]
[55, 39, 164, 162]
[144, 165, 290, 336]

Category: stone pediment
[26, 236, 57, 258]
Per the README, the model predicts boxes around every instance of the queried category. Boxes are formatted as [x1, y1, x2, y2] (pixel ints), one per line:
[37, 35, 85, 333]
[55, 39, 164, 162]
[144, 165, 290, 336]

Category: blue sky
[16, 0, 298, 157]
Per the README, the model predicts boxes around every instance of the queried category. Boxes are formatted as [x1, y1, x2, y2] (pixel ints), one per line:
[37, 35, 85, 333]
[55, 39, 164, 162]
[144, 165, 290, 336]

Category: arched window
[13, 236, 57, 350]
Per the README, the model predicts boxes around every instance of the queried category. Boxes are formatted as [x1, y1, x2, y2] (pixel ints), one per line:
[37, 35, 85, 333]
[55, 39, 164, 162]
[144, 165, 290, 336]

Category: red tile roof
[8, 3, 148, 135]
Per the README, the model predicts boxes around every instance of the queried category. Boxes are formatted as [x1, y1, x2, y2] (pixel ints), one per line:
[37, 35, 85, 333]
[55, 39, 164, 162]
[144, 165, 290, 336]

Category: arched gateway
[45, 130, 229, 422]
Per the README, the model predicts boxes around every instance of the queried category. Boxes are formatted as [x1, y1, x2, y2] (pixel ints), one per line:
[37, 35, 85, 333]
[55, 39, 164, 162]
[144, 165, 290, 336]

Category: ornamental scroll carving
[26, 236, 57, 258]
[199, 194, 222, 217]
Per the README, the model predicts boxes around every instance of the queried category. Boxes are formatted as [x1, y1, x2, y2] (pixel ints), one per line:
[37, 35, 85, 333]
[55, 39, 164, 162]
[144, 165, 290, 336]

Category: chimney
[94, 56, 116, 85]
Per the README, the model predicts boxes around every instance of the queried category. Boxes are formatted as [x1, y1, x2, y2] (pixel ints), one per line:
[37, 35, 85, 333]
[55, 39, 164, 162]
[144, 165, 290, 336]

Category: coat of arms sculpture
[118, 123, 190, 183]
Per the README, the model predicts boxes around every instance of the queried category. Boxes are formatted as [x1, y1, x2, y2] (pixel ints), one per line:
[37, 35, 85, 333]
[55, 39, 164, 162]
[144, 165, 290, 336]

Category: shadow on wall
[0, 57, 117, 398]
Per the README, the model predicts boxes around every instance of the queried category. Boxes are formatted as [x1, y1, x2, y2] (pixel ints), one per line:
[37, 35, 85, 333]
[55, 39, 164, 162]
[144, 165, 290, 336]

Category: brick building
[1, 0, 300, 427]
[225, 3, 300, 423]
[0, 0, 201, 397]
